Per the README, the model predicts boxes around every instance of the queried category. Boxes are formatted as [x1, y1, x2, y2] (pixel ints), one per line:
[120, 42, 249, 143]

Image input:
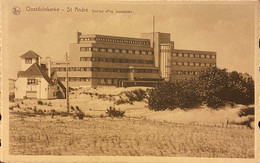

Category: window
[128, 50, 133, 54]
[212, 55, 216, 59]
[115, 49, 120, 53]
[148, 51, 153, 55]
[93, 47, 100, 52]
[100, 48, 107, 52]
[108, 49, 114, 53]
[172, 62, 177, 66]
[107, 79, 112, 85]
[197, 54, 201, 58]
[177, 53, 183, 57]
[177, 62, 182, 66]
[25, 58, 32, 64]
[201, 54, 205, 58]
[190, 54, 194, 58]
[27, 79, 37, 85]
[195, 63, 200, 66]
[206, 55, 211, 59]
[184, 53, 188, 57]
[122, 49, 127, 54]
[135, 50, 140, 54]
[184, 62, 188, 66]
[99, 79, 106, 84]
[141, 51, 147, 55]
[189, 62, 195, 66]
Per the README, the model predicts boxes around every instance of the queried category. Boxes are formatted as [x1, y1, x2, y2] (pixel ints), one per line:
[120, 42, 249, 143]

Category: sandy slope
[10, 86, 254, 128]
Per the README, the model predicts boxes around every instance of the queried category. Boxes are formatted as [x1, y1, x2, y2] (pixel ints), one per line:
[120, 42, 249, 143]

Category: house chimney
[46, 57, 51, 78]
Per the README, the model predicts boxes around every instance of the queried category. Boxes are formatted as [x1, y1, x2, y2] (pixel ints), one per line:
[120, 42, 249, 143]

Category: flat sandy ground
[9, 112, 254, 158]
[9, 87, 255, 158]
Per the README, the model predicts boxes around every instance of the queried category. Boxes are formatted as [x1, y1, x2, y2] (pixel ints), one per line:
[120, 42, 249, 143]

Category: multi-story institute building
[52, 32, 216, 87]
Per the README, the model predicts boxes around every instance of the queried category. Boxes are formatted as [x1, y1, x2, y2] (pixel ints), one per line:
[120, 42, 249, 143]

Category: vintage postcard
[1, 0, 258, 163]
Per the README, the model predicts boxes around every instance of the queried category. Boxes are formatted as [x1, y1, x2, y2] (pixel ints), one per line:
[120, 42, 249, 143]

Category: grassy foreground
[10, 112, 254, 158]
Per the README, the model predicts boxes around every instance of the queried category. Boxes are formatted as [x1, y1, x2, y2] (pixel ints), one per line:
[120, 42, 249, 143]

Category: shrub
[77, 112, 85, 119]
[71, 106, 75, 111]
[148, 80, 201, 111]
[74, 106, 85, 120]
[238, 107, 254, 117]
[60, 111, 69, 116]
[38, 100, 43, 105]
[36, 109, 44, 115]
[237, 117, 254, 129]
[9, 93, 15, 102]
[125, 89, 146, 102]
[76, 106, 80, 111]
[114, 98, 129, 105]
[106, 106, 125, 117]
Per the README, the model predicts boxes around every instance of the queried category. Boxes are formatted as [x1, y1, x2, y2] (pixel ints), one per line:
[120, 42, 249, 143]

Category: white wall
[15, 77, 55, 99]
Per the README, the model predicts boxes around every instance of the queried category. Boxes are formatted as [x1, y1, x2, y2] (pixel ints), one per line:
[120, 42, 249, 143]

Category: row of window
[58, 77, 125, 85]
[80, 47, 153, 55]
[53, 67, 159, 73]
[172, 53, 216, 59]
[172, 71, 202, 75]
[80, 37, 150, 45]
[58, 77, 91, 82]
[79, 57, 154, 64]
[172, 62, 216, 67]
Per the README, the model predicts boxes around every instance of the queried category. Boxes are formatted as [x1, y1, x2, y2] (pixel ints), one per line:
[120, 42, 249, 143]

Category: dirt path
[9, 113, 254, 158]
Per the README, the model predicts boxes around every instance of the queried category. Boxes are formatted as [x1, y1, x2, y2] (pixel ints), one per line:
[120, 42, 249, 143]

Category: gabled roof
[18, 63, 54, 85]
[20, 50, 41, 59]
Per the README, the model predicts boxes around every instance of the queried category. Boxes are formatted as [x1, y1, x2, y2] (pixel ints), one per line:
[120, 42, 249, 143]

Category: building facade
[52, 32, 216, 87]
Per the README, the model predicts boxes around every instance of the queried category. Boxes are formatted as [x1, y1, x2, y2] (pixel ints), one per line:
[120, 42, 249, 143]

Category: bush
[148, 67, 254, 110]
[75, 106, 85, 120]
[47, 102, 52, 106]
[9, 106, 14, 110]
[148, 80, 201, 111]
[56, 91, 64, 99]
[38, 100, 43, 105]
[36, 109, 45, 115]
[114, 98, 130, 105]
[125, 89, 146, 102]
[76, 112, 85, 119]
[238, 117, 254, 129]
[106, 106, 125, 117]
[238, 107, 254, 117]
[9, 93, 15, 102]
[71, 106, 75, 111]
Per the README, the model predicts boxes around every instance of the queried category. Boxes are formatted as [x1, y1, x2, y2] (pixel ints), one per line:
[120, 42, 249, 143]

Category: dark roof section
[18, 63, 54, 85]
[20, 50, 41, 58]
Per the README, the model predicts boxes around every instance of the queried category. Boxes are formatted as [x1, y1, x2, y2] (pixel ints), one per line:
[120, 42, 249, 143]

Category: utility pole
[66, 52, 70, 114]
[152, 15, 155, 48]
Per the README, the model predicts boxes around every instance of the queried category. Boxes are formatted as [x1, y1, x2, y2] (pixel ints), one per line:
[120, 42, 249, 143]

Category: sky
[4, 1, 256, 79]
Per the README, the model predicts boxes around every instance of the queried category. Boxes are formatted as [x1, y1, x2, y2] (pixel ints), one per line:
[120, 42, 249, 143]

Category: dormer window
[25, 58, 32, 64]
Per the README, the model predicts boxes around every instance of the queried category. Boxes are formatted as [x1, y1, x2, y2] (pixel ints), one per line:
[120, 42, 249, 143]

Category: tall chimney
[46, 57, 51, 78]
